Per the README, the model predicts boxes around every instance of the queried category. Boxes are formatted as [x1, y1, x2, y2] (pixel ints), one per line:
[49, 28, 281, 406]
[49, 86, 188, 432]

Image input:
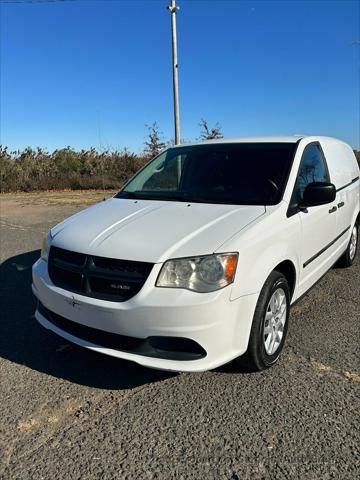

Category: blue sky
[1, 0, 359, 152]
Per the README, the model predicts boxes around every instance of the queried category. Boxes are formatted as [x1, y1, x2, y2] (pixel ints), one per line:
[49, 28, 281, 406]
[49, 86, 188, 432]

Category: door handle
[337, 201, 345, 208]
[328, 206, 337, 214]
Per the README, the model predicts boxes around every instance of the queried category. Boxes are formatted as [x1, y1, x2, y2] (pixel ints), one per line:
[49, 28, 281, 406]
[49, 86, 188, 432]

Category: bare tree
[198, 119, 223, 140]
[144, 123, 167, 158]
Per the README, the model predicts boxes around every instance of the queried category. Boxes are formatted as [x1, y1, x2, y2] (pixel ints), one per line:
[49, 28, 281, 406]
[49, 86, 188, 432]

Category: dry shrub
[0, 146, 149, 193]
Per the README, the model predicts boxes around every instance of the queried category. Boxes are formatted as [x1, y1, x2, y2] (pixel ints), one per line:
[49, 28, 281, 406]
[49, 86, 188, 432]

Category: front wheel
[236, 271, 290, 371]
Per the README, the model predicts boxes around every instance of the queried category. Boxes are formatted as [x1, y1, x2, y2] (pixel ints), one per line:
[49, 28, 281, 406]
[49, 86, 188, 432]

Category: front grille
[48, 246, 153, 302]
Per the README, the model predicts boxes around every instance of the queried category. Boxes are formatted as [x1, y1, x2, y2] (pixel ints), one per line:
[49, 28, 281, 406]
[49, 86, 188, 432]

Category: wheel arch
[230, 242, 300, 301]
[273, 260, 297, 301]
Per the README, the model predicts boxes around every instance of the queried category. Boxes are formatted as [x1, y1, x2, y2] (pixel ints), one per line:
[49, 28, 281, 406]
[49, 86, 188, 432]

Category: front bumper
[32, 258, 259, 372]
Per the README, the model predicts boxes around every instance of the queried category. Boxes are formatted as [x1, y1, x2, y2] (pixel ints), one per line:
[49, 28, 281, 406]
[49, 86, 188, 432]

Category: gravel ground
[0, 193, 359, 480]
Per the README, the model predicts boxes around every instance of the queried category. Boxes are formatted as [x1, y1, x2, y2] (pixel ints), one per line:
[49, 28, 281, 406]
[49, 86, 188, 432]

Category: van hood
[51, 198, 265, 263]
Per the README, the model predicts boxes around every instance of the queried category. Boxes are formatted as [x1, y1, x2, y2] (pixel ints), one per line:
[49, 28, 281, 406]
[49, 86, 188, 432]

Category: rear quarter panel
[320, 139, 360, 228]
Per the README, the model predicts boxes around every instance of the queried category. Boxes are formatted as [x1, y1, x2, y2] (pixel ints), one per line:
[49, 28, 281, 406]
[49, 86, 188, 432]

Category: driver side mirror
[300, 182, 336, 208]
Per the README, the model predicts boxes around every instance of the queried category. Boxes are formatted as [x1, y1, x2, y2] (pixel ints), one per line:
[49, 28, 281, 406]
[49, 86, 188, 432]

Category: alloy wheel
[264, 287, 287, 355]
[349, 226, 358, 261]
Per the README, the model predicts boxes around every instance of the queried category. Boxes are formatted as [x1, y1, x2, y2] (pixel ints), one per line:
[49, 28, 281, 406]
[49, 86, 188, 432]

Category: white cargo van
[32, 136, 359, 371]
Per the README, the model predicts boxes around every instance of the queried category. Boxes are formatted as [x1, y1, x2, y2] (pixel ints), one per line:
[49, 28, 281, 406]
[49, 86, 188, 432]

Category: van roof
[178, 135, 347, 147]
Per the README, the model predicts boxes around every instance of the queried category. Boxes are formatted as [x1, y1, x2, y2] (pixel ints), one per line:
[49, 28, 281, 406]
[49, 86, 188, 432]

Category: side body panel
[226, 137, 359, 304]
[218, 202, 302, 301]
[322, 141, 360, 234]
[286, 138, 359, 298]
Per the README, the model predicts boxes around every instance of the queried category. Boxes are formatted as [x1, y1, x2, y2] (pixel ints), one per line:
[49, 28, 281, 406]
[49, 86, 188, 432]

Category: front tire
[237, 271, 290, 371]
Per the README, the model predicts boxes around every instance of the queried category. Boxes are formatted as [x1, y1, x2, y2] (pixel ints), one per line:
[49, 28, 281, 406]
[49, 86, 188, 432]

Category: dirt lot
[0, 191, 359, 479]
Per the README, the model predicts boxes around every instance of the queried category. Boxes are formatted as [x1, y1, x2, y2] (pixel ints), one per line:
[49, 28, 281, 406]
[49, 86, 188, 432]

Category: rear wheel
[337, 223, 358, 268]
[236, 271, 290, 371]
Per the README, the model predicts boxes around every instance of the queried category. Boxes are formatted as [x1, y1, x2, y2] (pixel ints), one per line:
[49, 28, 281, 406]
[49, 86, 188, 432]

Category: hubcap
[349, 226, 357, 261]
[264, 287, 287, 356]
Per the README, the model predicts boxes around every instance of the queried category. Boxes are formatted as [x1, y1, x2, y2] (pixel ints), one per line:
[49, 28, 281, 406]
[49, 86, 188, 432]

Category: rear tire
[235, 271, 290, 372]
[337, 223, 358, 268]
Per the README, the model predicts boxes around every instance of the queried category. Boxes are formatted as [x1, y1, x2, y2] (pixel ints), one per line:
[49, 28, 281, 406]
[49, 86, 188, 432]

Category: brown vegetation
[1, 122, 358, 193]
[0, 146, 148, 193]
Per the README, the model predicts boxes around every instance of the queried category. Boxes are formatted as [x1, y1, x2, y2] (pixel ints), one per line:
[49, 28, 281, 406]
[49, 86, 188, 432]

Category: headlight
[156, 253, 238, 293]
[41, 231, 52, 261]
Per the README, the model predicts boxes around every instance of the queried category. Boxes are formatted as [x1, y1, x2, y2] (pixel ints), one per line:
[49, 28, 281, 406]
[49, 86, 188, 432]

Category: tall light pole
[167, 0, 181, 145]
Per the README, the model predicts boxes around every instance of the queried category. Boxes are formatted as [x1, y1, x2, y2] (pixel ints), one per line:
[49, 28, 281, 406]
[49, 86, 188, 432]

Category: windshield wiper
[117, 191, 140, 199]
[117, 191, 189, 202]
[118, 190, 267, 205]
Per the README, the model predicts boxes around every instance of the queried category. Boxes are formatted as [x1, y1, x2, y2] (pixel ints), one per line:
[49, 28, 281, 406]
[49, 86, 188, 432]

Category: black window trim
[286, 141, 331, 218]
[278, 138, 302, 203]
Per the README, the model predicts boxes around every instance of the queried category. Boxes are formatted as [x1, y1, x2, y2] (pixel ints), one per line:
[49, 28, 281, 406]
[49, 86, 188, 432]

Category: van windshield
[116, 142, 297, 205]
